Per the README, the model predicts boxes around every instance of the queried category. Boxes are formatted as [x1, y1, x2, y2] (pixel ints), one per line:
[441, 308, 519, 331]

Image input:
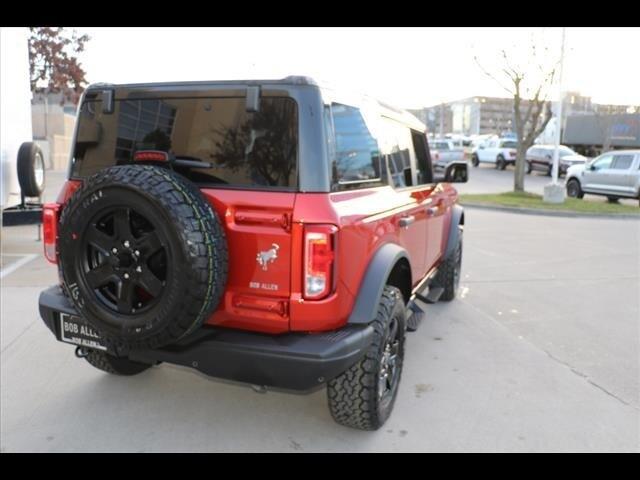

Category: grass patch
[459, 191, 640, 215]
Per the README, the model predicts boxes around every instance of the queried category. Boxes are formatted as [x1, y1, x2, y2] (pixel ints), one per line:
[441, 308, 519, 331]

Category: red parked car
[38, 77, 467, 430]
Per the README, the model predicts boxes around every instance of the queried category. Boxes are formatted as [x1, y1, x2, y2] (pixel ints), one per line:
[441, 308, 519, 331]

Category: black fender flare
[347, 243, 410, 325]
[443, 204, 465, 260]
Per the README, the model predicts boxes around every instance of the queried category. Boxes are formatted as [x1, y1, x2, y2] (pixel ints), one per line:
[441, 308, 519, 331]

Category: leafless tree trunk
[475, 40, 559, 192]
[593, 110, 614, 154]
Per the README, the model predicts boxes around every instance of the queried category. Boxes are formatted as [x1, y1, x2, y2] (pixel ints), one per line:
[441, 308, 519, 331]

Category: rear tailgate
[202, 189, 296, 333]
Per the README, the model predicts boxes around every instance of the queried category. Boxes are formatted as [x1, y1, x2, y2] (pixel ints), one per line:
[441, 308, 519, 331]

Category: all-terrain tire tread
[84, 349, 151, 375]
[58, 165, 227, 353]
[435, 227, 462, 302]
[327, 286, 405, 430]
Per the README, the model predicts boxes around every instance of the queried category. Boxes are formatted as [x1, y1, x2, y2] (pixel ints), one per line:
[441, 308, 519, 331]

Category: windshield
[559, 146, 578, 157]
[71, 96, 298, 189]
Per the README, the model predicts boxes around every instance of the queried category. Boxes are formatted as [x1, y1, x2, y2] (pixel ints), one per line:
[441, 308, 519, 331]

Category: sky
[75, 27, 640, 110]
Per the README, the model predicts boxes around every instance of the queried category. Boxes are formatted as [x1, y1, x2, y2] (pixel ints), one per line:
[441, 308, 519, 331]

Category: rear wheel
[84, 349, 152, 375]
[327, 286, 406, 430]
[566, 179, 584, 199]
[526, 161, 532, 174]
[436, 226, 462, 302]
[606, 196, 619, 203]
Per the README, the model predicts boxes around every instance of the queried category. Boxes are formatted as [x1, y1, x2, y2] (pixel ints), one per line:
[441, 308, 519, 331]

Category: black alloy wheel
[81, 206, 168, 315]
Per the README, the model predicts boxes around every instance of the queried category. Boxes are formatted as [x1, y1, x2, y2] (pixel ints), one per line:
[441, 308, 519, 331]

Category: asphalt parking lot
[1, 168, 639, 452]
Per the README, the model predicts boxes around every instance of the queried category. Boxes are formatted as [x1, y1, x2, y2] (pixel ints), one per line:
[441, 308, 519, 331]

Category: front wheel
[471, 154, 479, 167]
[566, 179, 584, 199]
[327, 286, 406, 430]
[526, 161, 532, 174]
[497, 156, 506, 170]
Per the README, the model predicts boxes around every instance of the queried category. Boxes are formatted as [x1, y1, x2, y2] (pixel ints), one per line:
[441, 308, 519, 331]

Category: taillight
[133, 150, 169, 162]
[42, 203, 61, 264]
[304, 225, 337, 300]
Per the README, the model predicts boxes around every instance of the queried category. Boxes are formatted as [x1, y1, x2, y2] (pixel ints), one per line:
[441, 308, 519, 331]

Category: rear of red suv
[38, 77, 467, 430]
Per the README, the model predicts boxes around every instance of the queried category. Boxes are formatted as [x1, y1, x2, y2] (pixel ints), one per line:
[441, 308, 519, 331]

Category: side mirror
[479, 144, 485, 150]
[444, 161, 468, 183]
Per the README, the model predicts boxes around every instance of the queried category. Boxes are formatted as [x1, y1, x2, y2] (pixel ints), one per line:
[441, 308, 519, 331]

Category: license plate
[59, 313, 106, 351]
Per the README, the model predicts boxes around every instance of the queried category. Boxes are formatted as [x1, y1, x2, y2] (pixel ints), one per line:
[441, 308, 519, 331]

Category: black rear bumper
[38, 286, 374, 391]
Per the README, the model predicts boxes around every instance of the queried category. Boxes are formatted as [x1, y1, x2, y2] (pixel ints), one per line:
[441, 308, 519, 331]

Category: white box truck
[1, 27, 47, 225]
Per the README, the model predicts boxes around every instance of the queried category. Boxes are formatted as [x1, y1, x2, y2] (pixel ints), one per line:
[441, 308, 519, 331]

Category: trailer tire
[17, 142, 46, 197]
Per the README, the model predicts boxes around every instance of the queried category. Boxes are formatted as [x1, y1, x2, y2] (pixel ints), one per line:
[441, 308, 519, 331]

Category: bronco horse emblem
[256, 243, 280, 271]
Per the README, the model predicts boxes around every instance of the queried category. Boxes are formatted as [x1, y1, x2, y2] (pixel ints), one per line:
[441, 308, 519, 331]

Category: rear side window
[71, 96, 298, 189]
[500, 141, 518, 149]
[611, 154, 634, 170]
[330, 103, 384, 190]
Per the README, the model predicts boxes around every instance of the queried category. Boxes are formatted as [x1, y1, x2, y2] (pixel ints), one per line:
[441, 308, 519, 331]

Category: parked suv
[38, 77, 467, 430]
[565, 150, 640, 204]
[525, 144, 586, 176]
[470, 137, 518, 169]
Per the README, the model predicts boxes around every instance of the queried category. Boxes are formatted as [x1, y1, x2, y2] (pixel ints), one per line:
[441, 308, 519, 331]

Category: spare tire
[58, 165, 228, 354]
[17, 142, 46, 197]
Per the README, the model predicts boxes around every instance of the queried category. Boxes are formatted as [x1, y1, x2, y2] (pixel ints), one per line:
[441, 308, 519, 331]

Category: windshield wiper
[171, 155, 215, 169]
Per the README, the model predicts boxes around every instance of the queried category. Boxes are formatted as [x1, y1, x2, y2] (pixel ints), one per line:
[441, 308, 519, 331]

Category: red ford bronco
[38, 77, 467, 430]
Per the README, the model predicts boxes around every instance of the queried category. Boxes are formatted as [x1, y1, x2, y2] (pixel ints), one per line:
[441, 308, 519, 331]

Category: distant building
[412, 96, 540, 136]
[412, 92, 638, 141]
[31, 91, 78, 170]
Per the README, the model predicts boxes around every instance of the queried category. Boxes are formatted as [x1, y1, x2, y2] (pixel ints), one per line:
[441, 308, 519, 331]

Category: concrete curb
[460, 202, 640, 220]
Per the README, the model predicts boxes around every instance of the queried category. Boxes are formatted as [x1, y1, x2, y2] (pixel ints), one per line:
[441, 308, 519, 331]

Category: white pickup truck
[470, 137, 518, 170]
[430, 139, 466, 172]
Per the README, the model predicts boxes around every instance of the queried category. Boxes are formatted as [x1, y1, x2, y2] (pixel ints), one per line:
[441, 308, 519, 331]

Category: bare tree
[474, 34, 560, 192]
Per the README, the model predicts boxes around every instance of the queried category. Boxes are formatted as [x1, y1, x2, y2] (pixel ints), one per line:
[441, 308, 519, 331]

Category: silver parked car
[565, 150, 640, 205]
[430, 139, 465, 171]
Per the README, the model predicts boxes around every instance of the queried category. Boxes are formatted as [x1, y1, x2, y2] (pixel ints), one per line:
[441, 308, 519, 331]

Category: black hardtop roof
[85, 76, 319, 91]
[85, 75, 426, 131]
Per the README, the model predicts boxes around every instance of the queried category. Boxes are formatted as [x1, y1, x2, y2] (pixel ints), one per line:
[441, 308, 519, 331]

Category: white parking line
[0, 254, 38, 279]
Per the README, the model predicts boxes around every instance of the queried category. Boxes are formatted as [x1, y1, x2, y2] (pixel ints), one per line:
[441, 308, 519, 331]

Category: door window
[412, 130, 433, 185]
[330, 103, 385, 191]
[379, 116, 417, 188]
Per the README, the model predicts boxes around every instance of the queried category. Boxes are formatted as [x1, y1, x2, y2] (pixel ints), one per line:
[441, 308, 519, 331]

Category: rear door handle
[398, 215, 415, 227]
[426, 206, 439, 216]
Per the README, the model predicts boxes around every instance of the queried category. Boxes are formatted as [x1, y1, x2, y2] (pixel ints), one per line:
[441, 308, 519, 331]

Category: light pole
[544, 27, 567, 204]
[551, 27, 566, 184]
